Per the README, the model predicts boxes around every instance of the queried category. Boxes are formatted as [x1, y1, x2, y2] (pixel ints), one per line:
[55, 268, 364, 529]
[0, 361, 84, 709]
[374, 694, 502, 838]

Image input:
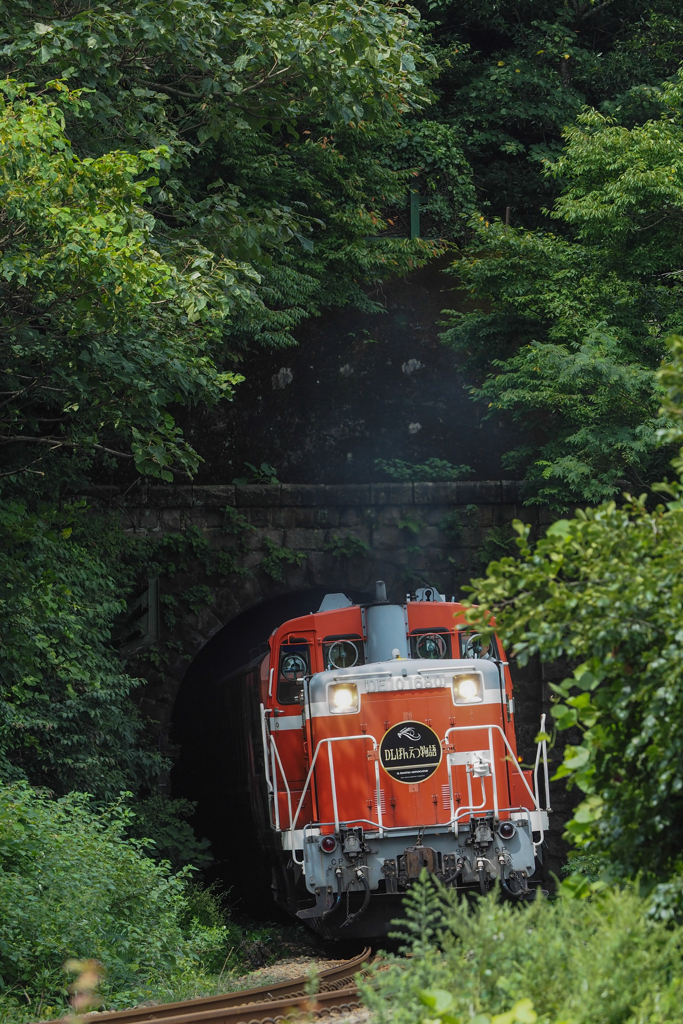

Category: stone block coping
[79, 480, 524, 508]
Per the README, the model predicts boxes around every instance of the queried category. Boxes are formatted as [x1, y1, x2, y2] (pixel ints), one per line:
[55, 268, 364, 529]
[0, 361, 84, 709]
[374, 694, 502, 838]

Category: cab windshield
[277, 641, 310, 704]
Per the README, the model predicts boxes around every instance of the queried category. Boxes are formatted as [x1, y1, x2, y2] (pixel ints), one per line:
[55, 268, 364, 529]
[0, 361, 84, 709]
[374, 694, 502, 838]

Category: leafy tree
[0, 82, 247, 481]
[442, 69, 683, 507]
[375, 457, 472, 480]
[0, 499, 162, 800]
[0, 1, 447, 361]
[413, 0, 683, 228]
[464, 335, 683, 884]
[0, 2, 456, 480]
[127, 794, 213, 872]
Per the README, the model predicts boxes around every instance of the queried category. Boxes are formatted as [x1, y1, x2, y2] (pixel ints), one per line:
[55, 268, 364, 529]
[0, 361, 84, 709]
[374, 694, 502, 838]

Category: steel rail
[42, 947, 371, 1024]
[84, 984, 364, 1024]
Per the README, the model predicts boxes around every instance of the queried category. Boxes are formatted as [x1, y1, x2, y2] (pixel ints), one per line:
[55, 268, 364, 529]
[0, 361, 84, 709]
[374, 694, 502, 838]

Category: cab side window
[459, 632, 499, 660]
[322, 634, 364, 671]
[409, 629, 452, 660]
[277, 641, 310, 705]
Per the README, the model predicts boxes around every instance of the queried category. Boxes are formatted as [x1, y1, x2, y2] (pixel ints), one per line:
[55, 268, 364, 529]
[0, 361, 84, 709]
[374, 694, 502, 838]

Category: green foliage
[362, 875, 683, 1024]
[0, 2, 443, 451]
[222, 506, 255, 536]
[0, 784, 238, 1021]
[440, 506, 477, 543]
[376, 458, 472, 481]
[397, 512, 425, 555]
[0, 500, 162, 800]
[2, 0, 429, 139]
[127, 795, 212, 872]
[466, 494, 683, 880]
[184, 585, 213, 616]
[397, 513, 425, 536]
[477, 525, 516, 566]
[0, 82, 246, 481]
[441, 66, 683, 507]
[389, 119, 477, 236]
[657, 333, 683, 453]
[325, 533, 371, 559]
[232, 463, 280, 486]
[415, 0, 683, 228]
[260, 538, 306, 582]
[419, 991, 536, 1024]
[462, 337, 683, 884]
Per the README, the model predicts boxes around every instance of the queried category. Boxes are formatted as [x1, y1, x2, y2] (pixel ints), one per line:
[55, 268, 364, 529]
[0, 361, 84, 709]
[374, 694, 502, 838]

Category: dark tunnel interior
[171, 587, 370, 914]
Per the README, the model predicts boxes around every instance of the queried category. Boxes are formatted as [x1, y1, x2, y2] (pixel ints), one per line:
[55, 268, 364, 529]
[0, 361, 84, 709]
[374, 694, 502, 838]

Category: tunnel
[170, 583, 567, 908]
[171, 587, 370, 915]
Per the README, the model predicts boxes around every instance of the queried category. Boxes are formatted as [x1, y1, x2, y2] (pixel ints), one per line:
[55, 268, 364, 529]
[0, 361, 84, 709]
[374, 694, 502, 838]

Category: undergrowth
[0, 785, 283, 1023]
[362, 874, 683, 1024]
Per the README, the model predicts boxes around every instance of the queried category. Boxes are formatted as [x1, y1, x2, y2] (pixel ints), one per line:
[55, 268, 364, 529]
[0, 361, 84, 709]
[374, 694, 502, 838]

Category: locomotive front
[256, 582, 550, 939]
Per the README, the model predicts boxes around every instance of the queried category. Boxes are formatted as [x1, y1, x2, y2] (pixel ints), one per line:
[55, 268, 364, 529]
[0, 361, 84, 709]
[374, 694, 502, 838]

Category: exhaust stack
[366, 581, 408, 663]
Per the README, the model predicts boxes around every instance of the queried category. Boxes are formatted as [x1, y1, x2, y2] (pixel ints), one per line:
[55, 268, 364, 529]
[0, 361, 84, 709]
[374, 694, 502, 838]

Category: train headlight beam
[453, 673, 483, 703]
[328, 682, 359, 713]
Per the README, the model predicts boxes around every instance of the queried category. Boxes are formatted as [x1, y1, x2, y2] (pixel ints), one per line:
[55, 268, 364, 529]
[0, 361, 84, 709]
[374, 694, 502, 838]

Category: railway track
[67, 947, 372, 1024]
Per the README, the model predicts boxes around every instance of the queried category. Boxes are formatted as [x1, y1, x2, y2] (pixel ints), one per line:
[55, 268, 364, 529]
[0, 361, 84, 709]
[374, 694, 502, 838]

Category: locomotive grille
[373, 789, 387, 813]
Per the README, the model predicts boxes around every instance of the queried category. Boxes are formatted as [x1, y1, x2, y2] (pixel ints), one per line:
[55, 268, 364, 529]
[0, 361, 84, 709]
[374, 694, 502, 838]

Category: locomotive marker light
[498, 821, 516, 840]
[328, 681, 359, 713]
[453, 671, 483, 703]
[320, 835, 337, 853]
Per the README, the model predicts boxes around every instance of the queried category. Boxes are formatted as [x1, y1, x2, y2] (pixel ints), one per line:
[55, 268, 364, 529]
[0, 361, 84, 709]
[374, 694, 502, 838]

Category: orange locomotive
[237, 582, 550, 939]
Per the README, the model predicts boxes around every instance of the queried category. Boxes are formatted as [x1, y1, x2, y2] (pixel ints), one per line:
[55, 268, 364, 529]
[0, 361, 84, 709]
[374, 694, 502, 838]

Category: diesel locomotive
[226, 582, 550, 939]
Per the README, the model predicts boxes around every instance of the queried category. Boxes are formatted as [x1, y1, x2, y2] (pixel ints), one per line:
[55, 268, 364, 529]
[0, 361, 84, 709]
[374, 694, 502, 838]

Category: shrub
[362, 875, 683, 1024]
[0, 785, 236, 1022]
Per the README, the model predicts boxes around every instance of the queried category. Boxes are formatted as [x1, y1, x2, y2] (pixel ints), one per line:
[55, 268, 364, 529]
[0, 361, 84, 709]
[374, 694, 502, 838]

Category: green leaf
[419, 989, 455, 1015]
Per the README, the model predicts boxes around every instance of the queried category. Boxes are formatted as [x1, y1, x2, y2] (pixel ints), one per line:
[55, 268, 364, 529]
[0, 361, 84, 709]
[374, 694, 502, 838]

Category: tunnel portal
[171, 587, 369, 910]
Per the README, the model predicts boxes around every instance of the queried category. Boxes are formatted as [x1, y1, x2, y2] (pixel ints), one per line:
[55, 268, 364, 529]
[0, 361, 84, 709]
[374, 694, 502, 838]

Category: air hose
[321, 867, 343, 920]
[341, 868, 371, 928]
[441, 862, 463, 886]
[501, 867, 532, 899]
[477, 858, 487, 895]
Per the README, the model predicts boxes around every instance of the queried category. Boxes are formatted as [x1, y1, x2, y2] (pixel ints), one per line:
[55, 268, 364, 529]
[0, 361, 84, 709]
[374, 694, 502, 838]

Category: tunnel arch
[170, 586, 371, 908]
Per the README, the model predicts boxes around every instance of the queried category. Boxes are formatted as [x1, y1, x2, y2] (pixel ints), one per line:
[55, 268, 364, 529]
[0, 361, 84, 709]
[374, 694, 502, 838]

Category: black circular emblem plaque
[379, 720, 443, 784]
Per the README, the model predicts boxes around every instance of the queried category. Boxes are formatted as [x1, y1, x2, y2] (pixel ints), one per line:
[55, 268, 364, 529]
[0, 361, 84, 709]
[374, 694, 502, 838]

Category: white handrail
[328, 742, 339, 832]
[270, 735, 280, 831]
[269, 734, 293, 832]
[533, 724, 542, 810]
[444, 722, 546, 851]
[489, 726, 498, 819]
[445, 723, 539, 812]
[542, 715, 551, 812]
[289, 733, 381, 835]
[259, 704, 275, 826]
[462, 771, 488, 823]
[268, 719, 548, 852]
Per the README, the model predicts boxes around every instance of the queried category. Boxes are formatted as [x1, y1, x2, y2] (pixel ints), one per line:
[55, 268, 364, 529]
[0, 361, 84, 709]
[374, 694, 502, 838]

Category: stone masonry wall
[104, 478, 546, 742]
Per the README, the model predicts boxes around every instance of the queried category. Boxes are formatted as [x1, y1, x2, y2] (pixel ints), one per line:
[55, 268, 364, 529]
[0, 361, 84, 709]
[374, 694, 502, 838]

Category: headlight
[453, 673, 483, 704]
[328, 682, 359, 714]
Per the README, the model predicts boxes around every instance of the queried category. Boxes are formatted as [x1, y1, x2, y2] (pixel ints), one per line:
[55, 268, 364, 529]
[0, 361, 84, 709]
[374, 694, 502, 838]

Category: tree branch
[1, 436, 134, 458]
